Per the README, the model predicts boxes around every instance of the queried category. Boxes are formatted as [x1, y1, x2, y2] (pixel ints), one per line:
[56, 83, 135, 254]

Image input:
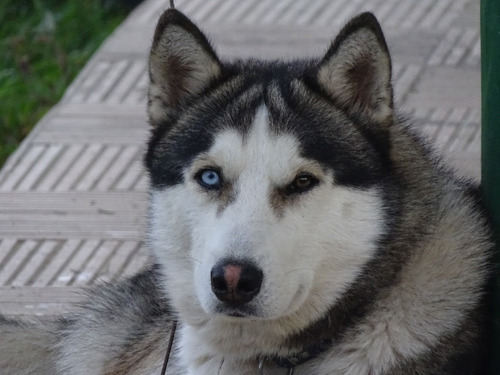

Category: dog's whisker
[285, 268, 313, 276]
[188, 256, 202, 265]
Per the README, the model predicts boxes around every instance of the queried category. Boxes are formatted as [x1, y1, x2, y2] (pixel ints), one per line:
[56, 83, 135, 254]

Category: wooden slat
[52, 240, 100, 286]
[11, 240, 59, 287]
[0, 145, 46, 191]
[105, 60, 146, 104]
[34, 239, 82, 286]
[16, 145, 64, 191]
[94, 146, 141, 191]
[0, 287, 82, 316]
[75, 145, 122, 191]
[37, 117, 147, 144]
[98, 240, 141, 283]
[87, 60, 130, 103]
[0, 191, 147, 212]
[68, 60, 112, 103]
[114, 159, 146, 191]
[74, 240, 119, 284]
[36, 144, 85, 191]
[0, 217, 145, 239]
[0, 238, 18, 267]
[0, 240, 38, 286]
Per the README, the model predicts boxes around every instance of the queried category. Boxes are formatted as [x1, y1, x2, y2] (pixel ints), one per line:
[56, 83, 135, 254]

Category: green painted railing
[481, 1, 500, 373]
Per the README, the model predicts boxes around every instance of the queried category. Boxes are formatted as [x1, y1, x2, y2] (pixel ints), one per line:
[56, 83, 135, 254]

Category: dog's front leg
[180, 325, 259, 375]
[185, 358, 258, 375]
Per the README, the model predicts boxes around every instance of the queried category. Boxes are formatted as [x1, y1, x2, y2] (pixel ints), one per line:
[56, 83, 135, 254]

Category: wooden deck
[0, 0, 481, 315]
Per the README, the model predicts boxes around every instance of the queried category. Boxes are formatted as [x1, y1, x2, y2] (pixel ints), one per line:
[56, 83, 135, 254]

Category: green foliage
[0, 0, 132, 166]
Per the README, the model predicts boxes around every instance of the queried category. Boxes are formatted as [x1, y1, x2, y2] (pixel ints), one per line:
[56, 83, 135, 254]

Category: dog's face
[146, 10, 393, 327]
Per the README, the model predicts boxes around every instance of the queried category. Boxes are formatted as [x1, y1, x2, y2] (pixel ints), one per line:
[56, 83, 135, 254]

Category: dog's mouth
[215, 304, 260, 319]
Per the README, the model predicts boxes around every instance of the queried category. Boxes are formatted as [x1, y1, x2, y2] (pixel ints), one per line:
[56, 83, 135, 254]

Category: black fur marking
[151, 9, 220, 66]
[147, 56, 396, 189]
[321, 12, 390, 67]
[145, 72, 263, 188]
[267, 77, 392, 188]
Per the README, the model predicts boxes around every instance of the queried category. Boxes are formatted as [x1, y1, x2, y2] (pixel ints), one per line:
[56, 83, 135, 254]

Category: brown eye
[285, 174, 319, 195]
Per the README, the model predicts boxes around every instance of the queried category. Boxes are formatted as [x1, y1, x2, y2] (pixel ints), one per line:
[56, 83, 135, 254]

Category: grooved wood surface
[0, 0, 481, 315]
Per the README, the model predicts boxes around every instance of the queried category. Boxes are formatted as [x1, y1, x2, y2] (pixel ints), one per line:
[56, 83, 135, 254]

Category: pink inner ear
[163, 55, 196, 107]
[346, 59, 376, 111]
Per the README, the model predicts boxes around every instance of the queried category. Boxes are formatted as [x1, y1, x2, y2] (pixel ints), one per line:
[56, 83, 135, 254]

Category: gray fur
[0, 9, 493, 375]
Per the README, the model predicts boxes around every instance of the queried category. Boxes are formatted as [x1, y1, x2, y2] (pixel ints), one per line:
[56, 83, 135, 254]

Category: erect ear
[148, 9, 222, 125]
[317, 12, 393, 125]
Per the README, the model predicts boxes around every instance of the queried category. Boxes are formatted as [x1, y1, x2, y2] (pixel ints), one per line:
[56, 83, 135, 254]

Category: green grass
[0, 1, 136, 167]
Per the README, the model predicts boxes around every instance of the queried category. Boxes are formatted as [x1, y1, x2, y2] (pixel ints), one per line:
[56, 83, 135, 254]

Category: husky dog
[0, 9, 494, 375]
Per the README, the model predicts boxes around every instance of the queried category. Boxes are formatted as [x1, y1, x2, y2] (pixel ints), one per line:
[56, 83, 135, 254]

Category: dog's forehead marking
[208, 105, 304, 183]
[199, 104, 318, 216]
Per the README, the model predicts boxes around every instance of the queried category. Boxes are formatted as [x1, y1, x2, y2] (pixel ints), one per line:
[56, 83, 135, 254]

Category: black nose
[210, 260, 263, 306]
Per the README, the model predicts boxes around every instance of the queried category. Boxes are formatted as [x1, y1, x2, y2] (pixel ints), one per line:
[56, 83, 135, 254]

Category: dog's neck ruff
[160, 320, 333, 374]
[258, 338, 333, 373]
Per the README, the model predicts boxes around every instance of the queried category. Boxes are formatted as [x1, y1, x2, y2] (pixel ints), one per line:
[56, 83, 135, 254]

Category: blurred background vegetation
[0, 0, 141, 167]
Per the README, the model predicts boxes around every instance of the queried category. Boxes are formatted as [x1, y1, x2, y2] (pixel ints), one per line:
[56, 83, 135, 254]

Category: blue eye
[197, 169, 222, 189]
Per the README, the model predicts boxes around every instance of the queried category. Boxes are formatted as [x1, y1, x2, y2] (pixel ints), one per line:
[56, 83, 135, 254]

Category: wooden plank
[75, 145, 122, 191]
[94, 146, 141, 191]
[385, 1, 415, 27]
[52, 240, 100, 286]
[468, 126, 481, 153]
[394, 64, 421, 102]
[0, 286, 83, 303]
[36, 144, 85, 191]
[0, 217, 145, 239]
[55, 103, 146, 117]
[313, 0, 345, 26]
[36, 117, 148, 144]
[402, 0, 432, 29]
[34, 239, 82, 286]
[11, 240, 59, 287]
[178, 0, 206, 20]
[99, 240, 141, 282]
[121, 246, 151, 278]
[114, 159, 145, 191]
[449, 123, 477, 152]
[17, 144, 64, 191]
[295, 0, 330, 26]
[0, 145, 46, 191]
[0, 240, 38, 286]
[0, 238, 19, 280]
[431, 108, 450, 123]
[67, 60, 111, 103]
[74, 240, 119, 284]
[55, 144, 104, 191]
[134, 173, 149, 191]
[123, 72, 148, 104]
[445, 28, 477, 66]
[135, 0, 168, 24]
[0, 286, 82, 316]
[105, 60, 146, 104]
[204, 0, 238, 24]
[0, 191, 147, 212]
[190, 0, 221, 23]
[421, 0, 452, 30]
[87, 59, 130, 104]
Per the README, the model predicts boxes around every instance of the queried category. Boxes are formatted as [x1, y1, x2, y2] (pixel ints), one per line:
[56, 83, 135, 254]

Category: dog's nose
[210, 260, 263, 305]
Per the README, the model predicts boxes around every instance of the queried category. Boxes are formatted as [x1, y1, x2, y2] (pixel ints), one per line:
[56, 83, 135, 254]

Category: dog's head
[146, 10, 393, 327]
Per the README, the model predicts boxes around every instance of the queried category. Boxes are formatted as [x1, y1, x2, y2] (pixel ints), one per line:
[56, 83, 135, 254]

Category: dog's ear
[317, 13, 393, 125]
[148, 9, 222, 125]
